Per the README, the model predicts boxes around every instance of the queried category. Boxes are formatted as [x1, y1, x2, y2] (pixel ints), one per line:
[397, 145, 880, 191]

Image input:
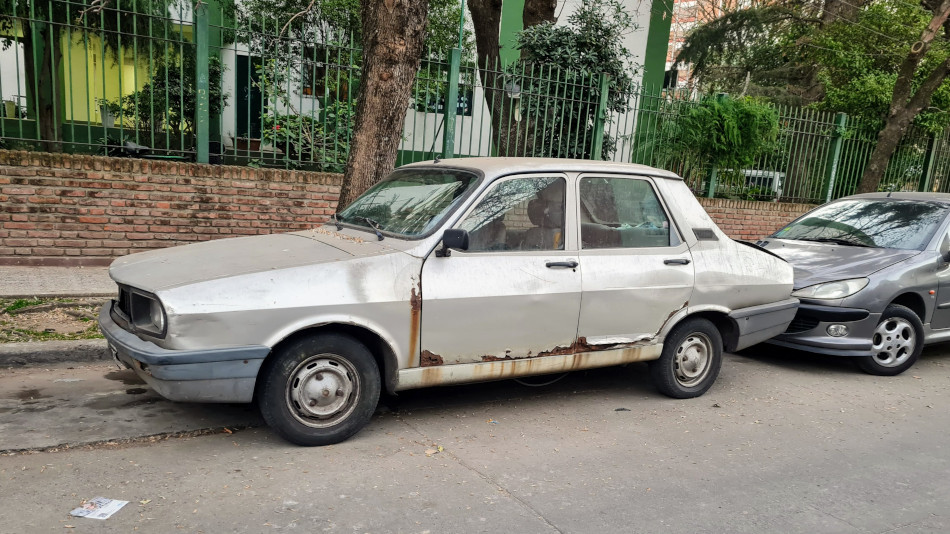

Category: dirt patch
[0, 298, 107, 343]
[13, 388, 51, 400]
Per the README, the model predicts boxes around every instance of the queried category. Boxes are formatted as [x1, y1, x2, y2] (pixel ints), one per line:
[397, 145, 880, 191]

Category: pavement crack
[395, 415, 565, 534]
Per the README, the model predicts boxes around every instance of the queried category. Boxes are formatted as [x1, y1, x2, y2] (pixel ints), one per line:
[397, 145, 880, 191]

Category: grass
[0, 297, 105, 343]
[2, 299, 45, 314]
[0, 325, 103, 343]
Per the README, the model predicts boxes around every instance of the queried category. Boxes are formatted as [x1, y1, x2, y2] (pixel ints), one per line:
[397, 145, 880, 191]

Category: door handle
[546, 261, 578, 269]
[664, 258, 691, 265]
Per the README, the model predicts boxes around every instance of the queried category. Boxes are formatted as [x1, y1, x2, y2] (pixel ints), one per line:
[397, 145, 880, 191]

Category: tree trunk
[337, 0, 429, 209]
[21, 22, 63, 153]
[467, 0, 555, 157]
[856, 3, 950, 193]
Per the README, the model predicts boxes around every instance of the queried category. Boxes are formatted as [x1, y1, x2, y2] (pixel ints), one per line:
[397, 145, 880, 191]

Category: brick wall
[0, 151, 341, 266]
[697, 197, 816, 241]
[0, 150, 817, 266]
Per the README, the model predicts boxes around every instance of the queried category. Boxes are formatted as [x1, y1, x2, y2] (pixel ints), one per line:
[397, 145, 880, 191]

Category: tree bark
[856, 3, 950, 194]
[21, 22, 63, 153]
[337, 0, 429, 209]
[467, 0, 555, 157]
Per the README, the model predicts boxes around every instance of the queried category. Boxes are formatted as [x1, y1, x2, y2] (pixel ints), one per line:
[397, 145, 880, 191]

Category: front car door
[575, 174, 694, 347]
[419, 174, 583, 365]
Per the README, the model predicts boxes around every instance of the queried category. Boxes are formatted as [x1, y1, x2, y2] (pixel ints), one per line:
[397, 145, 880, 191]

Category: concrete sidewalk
[0, 265, 115, 298]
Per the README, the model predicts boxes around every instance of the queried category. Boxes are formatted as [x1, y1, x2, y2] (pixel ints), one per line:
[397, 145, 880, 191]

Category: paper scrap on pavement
[70, 497, 128, 520]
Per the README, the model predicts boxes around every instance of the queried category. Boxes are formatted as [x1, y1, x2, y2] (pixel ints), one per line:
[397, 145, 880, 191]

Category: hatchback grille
[116, 287, 131, 316]
[785, 315, 819, 334]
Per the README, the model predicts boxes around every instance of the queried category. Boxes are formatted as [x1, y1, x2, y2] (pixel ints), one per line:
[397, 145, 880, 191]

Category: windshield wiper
[355, 216, 385, 241]
[797, 237, 872, 247]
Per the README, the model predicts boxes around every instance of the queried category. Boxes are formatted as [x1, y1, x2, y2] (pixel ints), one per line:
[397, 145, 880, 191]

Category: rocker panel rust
[395, 343, 663, 391]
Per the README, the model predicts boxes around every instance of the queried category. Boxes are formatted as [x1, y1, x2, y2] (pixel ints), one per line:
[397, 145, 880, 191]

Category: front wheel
[258, 334, 381, 446]
[855, 304, 923, 376]
[649, 317, 723, 398]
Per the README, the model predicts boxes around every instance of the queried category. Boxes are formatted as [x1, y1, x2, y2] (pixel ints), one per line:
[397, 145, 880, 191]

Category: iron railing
[2, 0, 950, 204]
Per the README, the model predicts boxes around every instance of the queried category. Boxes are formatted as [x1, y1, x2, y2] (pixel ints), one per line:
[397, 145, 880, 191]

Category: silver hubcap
[871, 317, 916, 367]
[286, 355, 358, 428]
[674, 332, 712, 387]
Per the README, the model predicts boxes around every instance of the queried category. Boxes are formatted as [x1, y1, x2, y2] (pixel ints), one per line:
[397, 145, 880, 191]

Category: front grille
[785, 314, 820, 334]
[116, 287, 131, 316]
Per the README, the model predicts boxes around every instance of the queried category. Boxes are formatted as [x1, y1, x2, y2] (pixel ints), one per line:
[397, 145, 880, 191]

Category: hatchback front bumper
[766, 303, 879, 357]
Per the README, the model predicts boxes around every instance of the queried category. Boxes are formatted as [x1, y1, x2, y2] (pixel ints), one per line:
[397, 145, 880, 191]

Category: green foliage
[661, 96, 779, 185]
[256, 62, 356, 171]
[679, 0, 950, 131]
[511, 0, 640, 159]
[810, 0, 950, 134]
[106, 53, 228, 140]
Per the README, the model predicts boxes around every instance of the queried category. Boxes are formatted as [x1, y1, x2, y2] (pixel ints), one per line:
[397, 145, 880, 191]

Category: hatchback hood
[110, 228, 398, 292]
[761, 238, 919, 289]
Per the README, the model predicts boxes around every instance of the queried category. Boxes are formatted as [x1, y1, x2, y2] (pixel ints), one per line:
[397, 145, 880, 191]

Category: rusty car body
[99, 158, 798, 445]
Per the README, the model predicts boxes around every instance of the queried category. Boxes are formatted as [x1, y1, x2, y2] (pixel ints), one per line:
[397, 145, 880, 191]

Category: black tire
[649, 317, 723, 399]
[258, 333, 380, 446]
[855, 304, 923, 376]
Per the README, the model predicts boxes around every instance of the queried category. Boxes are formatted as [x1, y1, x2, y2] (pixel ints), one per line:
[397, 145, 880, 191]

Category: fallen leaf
[222, 428, 233, 434]
[139, 499, 151, 505]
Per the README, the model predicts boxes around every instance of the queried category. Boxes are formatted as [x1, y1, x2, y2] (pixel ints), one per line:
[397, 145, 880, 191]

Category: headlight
[792, 278, 869, 300]
[129, 290, 167, 337]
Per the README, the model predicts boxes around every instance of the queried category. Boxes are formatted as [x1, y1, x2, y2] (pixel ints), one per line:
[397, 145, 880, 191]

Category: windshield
[772, 199, 949, 250]
[337, 168, 480, 238]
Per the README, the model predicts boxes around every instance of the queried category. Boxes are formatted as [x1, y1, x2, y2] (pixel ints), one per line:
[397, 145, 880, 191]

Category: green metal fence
[3, 0, 950, 205]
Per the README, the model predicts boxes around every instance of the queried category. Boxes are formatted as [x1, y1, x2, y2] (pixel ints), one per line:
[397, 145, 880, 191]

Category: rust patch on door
[408, 282, 422, 367]
[421, 350, 443, 367]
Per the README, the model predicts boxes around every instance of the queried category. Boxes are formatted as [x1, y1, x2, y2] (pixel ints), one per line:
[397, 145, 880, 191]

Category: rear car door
[575, 174, 694, 346]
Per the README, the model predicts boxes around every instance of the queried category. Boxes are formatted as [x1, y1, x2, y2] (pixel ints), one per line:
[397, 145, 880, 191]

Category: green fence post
[591, 73, 610, 160]
[195, 2, 210, 164]
[706, 166, 719, 198]
[824, 112, 848, 202]
[919, 133, 939, 192]
[442, 48, 461, 159]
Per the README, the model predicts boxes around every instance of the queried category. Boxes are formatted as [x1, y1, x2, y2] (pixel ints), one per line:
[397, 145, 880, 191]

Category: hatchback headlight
[792, 278, 869, 300]
[128, 290, 167, 337]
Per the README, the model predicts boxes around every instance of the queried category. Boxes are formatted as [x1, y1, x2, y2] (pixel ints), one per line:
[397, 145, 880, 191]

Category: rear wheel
[649, 318, 723, 398]
[258, 334, 380, 446]
[855, 304, 923, 376]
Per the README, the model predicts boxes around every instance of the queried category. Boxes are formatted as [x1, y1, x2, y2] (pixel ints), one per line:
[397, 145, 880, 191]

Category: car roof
[844, 192, 950, 204]
[400, 157, 682, 180]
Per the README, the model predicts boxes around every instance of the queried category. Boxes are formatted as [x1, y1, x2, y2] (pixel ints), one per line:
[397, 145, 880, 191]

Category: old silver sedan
[99, 158, 797, 446]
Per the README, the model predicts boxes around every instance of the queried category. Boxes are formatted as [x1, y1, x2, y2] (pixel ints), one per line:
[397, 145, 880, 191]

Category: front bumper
[98, 303, 270, 403]
[766, 303, 879, 357]
[728, 298, 800, 351]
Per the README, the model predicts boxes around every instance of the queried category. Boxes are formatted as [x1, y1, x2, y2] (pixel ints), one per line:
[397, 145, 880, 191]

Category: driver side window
[458, 176, 566, 252]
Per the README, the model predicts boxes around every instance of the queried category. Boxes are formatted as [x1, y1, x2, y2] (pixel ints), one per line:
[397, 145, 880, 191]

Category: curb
[0, 339, 110, 367]
[0, 292, 116, 299]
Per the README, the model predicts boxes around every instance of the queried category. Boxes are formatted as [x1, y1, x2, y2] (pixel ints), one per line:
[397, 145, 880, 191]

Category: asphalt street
[1, 344, 949, 533]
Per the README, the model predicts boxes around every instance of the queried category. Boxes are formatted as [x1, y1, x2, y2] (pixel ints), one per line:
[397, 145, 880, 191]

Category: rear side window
[579, 177, 677, 249]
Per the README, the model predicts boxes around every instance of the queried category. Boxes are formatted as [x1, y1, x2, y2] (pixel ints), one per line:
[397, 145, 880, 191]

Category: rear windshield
[772, 199, 949, 250]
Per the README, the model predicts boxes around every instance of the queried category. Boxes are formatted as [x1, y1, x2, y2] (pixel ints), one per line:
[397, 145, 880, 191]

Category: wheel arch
[662, 308, 739, 352]
[889, 292, 927, 322]
[255, 323, 399, 400]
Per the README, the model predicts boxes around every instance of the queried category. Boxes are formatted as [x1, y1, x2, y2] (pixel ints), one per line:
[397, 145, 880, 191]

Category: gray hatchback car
[761, 192, 950, 375]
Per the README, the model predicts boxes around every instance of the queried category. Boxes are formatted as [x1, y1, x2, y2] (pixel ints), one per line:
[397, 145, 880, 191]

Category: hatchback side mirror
[941, 234, 950, 262]
[437, 229, 469, 257]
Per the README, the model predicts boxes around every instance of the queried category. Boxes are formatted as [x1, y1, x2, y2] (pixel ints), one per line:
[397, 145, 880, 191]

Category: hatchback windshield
[773, 199, 949, 250]
[337, 169, 479, 238]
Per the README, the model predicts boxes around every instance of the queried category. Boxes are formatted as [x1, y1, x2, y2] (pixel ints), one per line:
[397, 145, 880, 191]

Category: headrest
[527, 195, 563, 228]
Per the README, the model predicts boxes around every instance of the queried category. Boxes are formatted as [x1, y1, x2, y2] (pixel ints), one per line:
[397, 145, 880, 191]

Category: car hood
[109, 228, 400, 293]
[760, 239, 920, 289]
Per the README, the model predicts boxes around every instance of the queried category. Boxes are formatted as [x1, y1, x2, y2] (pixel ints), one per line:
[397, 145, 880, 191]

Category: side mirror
[941, 234, 950, 262]
[436, 229, 469, 257]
